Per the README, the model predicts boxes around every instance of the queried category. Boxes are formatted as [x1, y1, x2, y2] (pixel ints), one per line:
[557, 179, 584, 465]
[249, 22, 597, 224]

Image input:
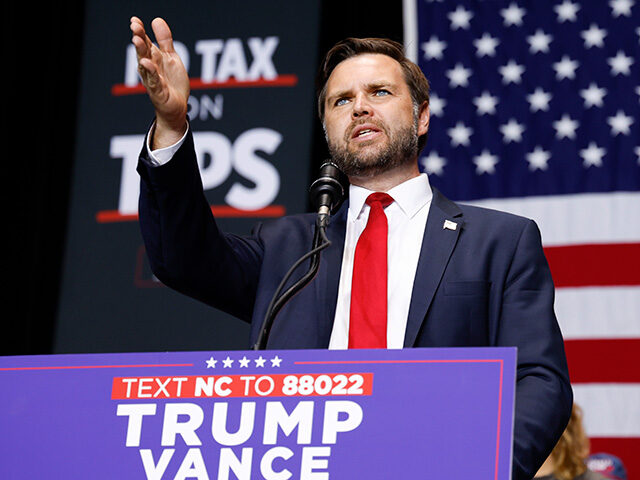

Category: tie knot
[365, 192, 393, 209]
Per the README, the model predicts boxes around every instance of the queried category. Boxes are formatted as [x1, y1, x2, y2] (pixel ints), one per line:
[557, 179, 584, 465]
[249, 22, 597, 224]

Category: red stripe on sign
[96, 205, 286, 223]
[589, 437, 639, 480]
[544, 243, 640, 287]
[111, 75, 299, 96]
[564, 339, 640, 383]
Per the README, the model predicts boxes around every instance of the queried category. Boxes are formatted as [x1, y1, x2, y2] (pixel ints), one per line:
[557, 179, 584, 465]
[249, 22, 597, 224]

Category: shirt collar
[348, 173, 433, 222]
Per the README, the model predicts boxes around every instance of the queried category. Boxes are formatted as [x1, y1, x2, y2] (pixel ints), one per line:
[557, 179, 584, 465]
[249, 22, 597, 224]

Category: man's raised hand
[130, 16, 190, 148]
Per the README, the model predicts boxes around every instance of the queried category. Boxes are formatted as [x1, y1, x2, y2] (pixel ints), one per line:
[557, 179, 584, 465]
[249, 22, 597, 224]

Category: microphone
[309, 161, 346, 227]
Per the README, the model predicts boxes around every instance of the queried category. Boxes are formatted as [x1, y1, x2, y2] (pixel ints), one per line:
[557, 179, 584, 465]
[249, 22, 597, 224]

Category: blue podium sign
[1, 347, 515, 479]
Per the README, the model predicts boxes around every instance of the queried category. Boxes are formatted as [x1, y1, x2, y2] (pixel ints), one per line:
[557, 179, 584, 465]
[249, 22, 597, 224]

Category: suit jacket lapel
[314, 201, 347, 347]
[404, 188, 463, 347]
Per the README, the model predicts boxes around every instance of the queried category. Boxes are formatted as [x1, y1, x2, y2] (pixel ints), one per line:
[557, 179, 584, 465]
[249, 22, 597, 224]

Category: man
[131, 17, 572, 479]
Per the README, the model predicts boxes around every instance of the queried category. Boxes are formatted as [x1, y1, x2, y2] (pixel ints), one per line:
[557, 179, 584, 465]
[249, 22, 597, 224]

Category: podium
[1, 347, 515, 479]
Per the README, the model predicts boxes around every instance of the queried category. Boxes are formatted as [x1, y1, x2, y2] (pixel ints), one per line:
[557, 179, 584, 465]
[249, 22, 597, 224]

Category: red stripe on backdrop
[543, 243, 640, 287]
[96, 205, 286, 223]
[589, 437, 638, 480]
[111, 75, 299, 96]
[564, 339, 640, 383]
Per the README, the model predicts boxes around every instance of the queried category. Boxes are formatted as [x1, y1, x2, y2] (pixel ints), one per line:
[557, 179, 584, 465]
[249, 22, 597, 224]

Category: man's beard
[327, 117, 419, 178]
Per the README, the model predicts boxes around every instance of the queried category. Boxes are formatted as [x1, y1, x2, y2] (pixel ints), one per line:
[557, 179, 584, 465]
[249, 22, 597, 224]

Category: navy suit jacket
[138, 129, 572, 480]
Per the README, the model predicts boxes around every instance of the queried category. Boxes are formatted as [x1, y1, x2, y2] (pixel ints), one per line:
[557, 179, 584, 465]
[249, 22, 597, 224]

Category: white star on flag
[580, 142, 606, 168]
[206, 356, 217, 368]
[553, 114, 580, 139]
[581, 24, 607, 48]
[526, 146, 551, 171]
[527, 88, 552, 112]
[222, 356, 234, 368]
[474, 33, 500, 57]
[500, 119, 525, 143]
[608, 51, 634, 76]
[270, 356, 282, 367]
[254, 356, 266, 367]
[610, 0, 635, 17]
[555, 0, 581, 22]
[553, 56, 579, 80]
[474, 150, 499, 174]
[473, 92, 499, 115]
[580, 84, 607, 108]
[238, 356, 250, 368]
[446, 64, 472, 88]
[607, 110, 634, 135]
[635, 146, 640, 164]
[448, 122, 473, 146]
[421, 151, 447, 176]
[449, 6, 473, 30]
[499, 60, 525, 84]
[500, 3, 526, 26]
[527, 30, 553, 53]
[429, 93, 446, 117]
[422, 36, 447, 60]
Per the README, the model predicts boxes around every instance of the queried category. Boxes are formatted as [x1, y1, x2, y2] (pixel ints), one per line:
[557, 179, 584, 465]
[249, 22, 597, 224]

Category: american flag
[404, 0, 640, 476]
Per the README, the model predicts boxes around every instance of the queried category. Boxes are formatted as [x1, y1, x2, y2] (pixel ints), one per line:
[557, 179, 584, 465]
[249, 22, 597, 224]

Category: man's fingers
[150, 17, 176, 54]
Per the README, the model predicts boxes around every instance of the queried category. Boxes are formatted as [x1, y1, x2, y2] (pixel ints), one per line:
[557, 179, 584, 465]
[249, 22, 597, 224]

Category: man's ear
[418, 101, 430, 137]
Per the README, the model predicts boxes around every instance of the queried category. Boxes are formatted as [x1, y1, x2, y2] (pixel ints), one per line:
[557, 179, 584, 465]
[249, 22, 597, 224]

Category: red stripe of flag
[544, 243, 640, 287]
[564, 338, 640, 383]
[111, 75, 298, 96]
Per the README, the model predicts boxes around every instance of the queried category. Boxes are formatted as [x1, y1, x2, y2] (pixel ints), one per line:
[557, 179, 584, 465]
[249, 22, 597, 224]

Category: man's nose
[352, 93, 371, 118]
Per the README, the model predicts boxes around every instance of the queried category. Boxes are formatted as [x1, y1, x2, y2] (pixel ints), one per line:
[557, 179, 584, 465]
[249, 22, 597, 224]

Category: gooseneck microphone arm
[252, 162, 345, 350]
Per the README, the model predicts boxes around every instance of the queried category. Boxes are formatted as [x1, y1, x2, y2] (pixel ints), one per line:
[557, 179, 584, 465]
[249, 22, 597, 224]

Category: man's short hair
[316, 37, 430, 151]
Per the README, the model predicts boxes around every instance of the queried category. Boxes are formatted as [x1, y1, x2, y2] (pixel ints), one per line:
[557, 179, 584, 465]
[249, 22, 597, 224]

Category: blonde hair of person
[550, 403, 590, 480]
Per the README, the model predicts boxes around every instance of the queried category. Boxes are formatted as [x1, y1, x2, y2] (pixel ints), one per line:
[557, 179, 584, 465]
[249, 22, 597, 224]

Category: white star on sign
[553, 114, 579, 139]
[473, 150, 499, 174]
[206, 356, 217, 368]
[608, 51, 634, 76]
[607, 110, 634, 135]
[501, 3, 526, 26]
[473, 91, 499, 115]
[581, 24, 607, 48]
[222, 356, 234, 368]
[610, 0, 634, 17]
[446, 63, 472, 88]
[527, 147, 551, 171]
[270, 356, 282, 367]
[499, 60, 525, 84]
[254, 356, 266, 367]
[580, 142, 606, 168]
[448, 122, 473, 147]
[527, 30, 553, 53]
[421, 151, 447, 176]
[500, 119, 525, 143]
[238, 356, 250, 368]
[449, 6, 473, 30]
[553, 56, 579, 80]
[580, 83, 607, 108]
[555, 0, 580, 22]
[527, 88, 552, 112]
[474, 33, 500, 57]
[422, 36, 447, 60]
[429, 94, 446, 117]
[635, 146, 640, 165]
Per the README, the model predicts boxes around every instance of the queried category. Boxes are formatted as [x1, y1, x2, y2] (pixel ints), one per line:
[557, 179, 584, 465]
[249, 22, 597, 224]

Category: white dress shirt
[329, 174, 433, 349]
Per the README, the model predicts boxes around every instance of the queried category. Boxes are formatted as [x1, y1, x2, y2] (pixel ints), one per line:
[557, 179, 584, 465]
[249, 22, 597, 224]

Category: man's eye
[335, 98, 349, 106]
[374, 89, 390, 97]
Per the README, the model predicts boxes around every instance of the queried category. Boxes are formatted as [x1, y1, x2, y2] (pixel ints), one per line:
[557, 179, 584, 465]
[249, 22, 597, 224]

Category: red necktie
[349, 192, 394, 349]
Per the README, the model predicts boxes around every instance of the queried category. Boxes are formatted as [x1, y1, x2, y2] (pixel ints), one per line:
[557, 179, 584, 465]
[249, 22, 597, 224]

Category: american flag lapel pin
[443, 220, 457, 231]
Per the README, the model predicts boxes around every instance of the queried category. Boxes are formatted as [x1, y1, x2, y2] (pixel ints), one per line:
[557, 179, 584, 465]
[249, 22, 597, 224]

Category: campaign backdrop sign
[55, 0, 320, 353]
[1, 347, 515, 479]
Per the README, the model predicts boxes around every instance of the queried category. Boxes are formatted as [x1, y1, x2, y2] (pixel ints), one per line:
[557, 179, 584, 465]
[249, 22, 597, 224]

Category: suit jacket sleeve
[136, 126, 264, 322]
[499, 219, 573, 480]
